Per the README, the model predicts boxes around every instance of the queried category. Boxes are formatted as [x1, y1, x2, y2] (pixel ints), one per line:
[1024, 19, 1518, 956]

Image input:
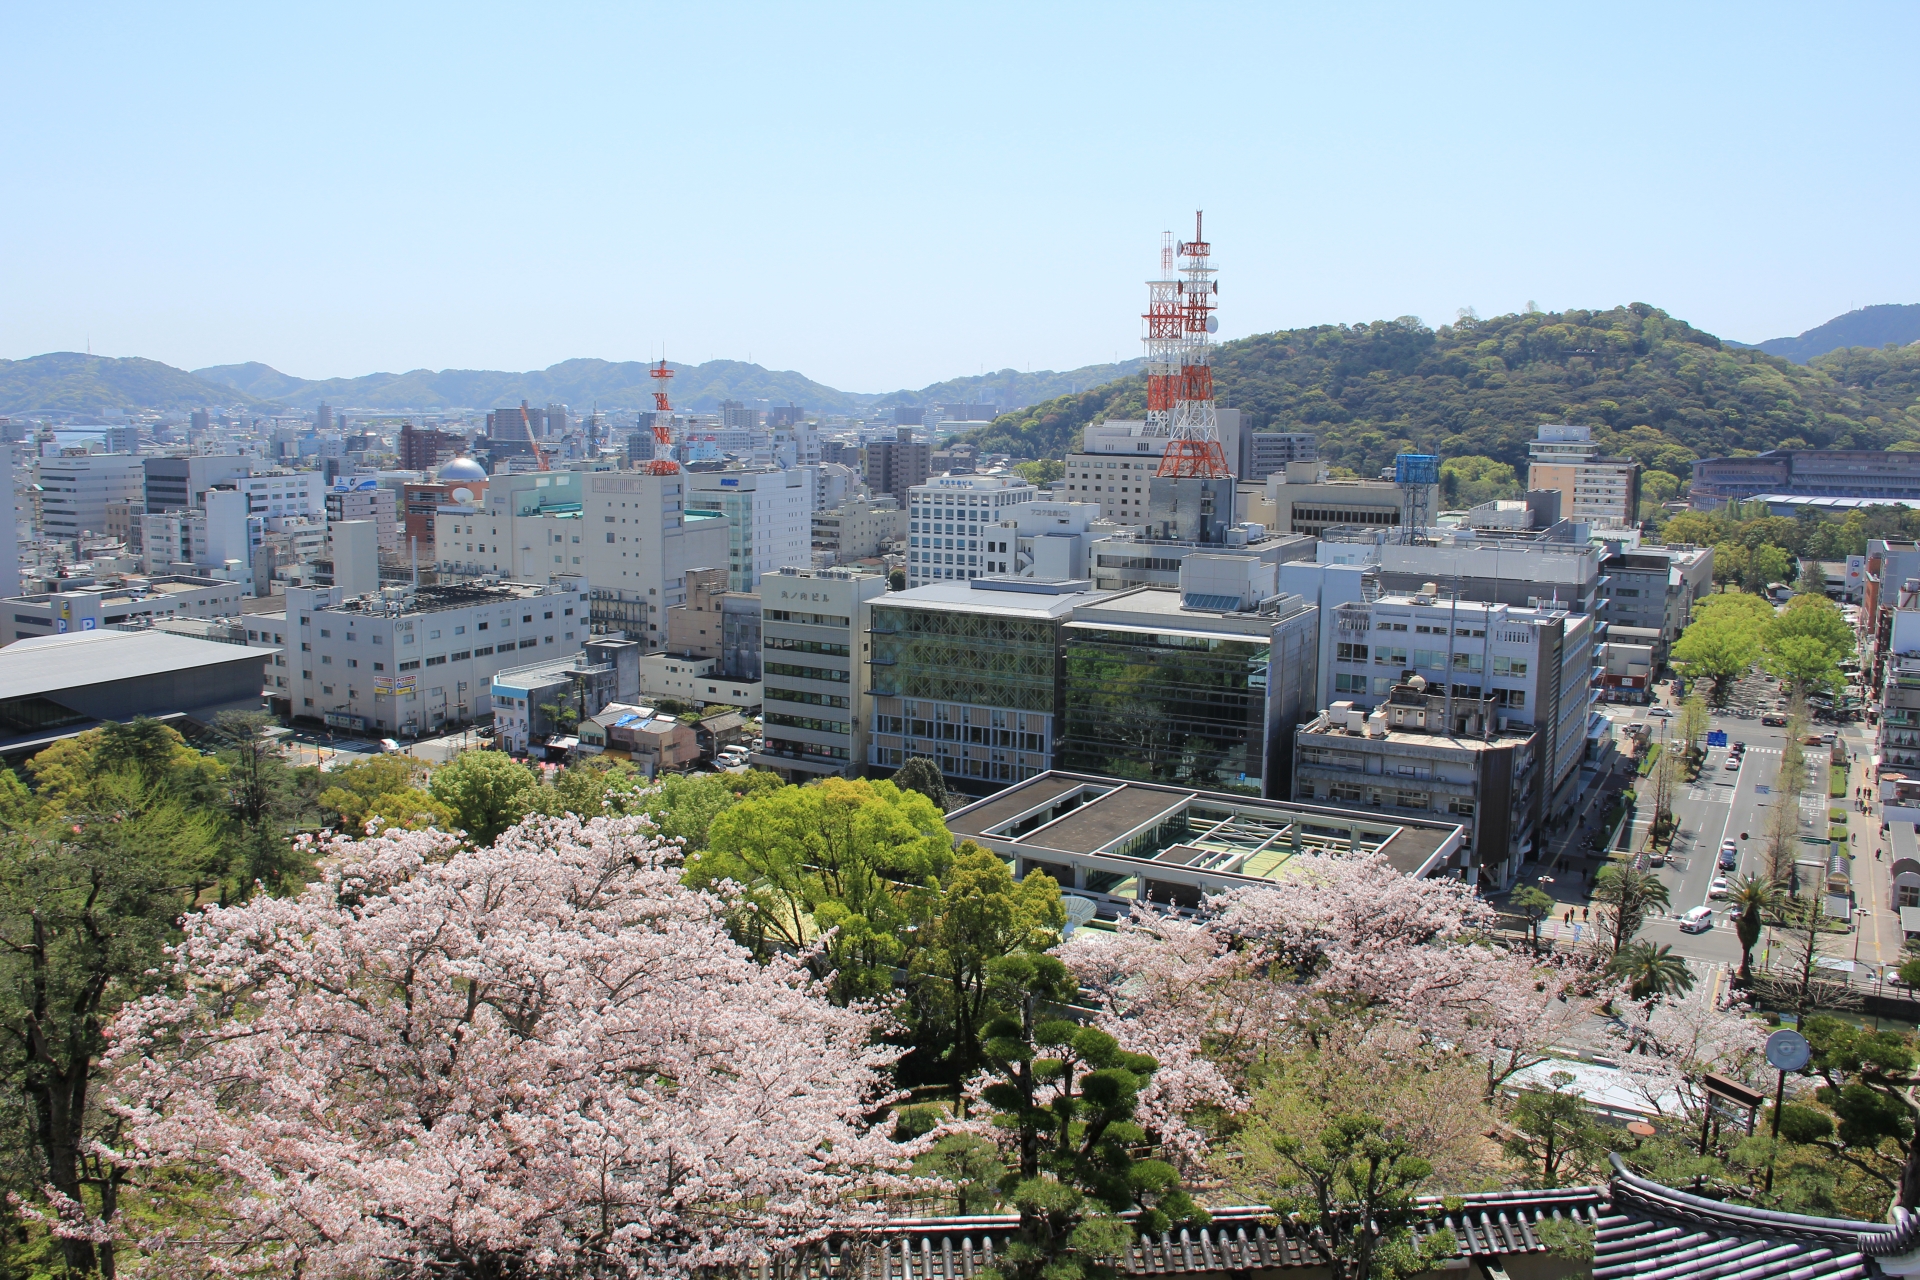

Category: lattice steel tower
[1155, 211, 1229, 478]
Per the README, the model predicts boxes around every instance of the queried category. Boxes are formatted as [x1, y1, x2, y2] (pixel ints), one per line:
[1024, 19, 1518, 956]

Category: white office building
[581, 471, 731, 642]
[906, 473, 1038, 587]
[985, 499, 1105, 580]
[685, 468, 812, 591]
[753, 566, 888, 780]
[35, 454, 145, 541]
[267, 577, 590, 736]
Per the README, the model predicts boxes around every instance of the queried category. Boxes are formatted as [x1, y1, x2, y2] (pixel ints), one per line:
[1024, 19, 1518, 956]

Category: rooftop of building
[874, 577, 1109, 619]
[1066, 585, 1306, 634]
[490, 653, 612, 687]
[764, 565, 886, 582]
[947, 771, 1464, 881]
[322, 580, 579, 618]
[0, 629, 274, 701]
[7, 574, 233, 606]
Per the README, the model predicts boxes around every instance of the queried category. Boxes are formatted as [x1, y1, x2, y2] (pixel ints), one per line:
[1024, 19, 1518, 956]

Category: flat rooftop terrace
[948, 771, 1466, 913]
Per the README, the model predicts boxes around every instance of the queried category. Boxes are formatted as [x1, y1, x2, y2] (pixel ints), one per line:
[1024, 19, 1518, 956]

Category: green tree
[1799, 1015, 1920, 1208]
[893, 756, 949, 810]
[1503, 1071, 1608, 1189]
[318, 754, 429, 829]
[976, 956, 1203, 1280]
[1507, 884, 1555, 949]
[635, 769, 785, 852]
[903, 843, 1065, 1099]
[426, 749, 542, 844]
[689, 778, 953, 1000]
[1438, 455, 1520, 507]
[1764, 633, 1845, 696]
[1671, 611, 1765, 692]
[211, 711, 320, 897]
[889, 567, 906, 591]
[1769, 592, 1854, 658]
[1677, 693, 1711, 759]
[1012, 458, 1064, 486]
[1608, 940, 1697, 1002]
[1729, 875, 1783, 983]
[1592, 864, 1671, 957]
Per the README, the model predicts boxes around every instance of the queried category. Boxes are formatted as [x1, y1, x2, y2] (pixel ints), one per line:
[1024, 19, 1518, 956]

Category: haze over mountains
[1, 305, 1913, 418]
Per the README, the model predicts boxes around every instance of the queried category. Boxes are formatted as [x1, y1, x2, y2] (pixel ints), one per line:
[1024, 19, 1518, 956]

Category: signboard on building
[324, 713, 366, 731]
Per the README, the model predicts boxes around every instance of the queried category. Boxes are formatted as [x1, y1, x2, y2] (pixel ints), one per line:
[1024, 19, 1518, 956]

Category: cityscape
[4, 7, 1920, 1280]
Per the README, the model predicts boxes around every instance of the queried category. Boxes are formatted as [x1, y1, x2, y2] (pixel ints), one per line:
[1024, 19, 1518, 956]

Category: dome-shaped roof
[437, 456, 488, 482]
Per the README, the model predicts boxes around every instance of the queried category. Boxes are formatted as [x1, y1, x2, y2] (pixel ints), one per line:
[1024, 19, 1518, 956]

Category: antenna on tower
[1149, 211, 1230, 479]
[643, 359, 681, 475]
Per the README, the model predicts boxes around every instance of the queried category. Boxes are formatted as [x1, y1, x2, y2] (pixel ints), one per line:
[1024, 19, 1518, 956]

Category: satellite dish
[1061, 894, 1098, 937]
[1765, 1029, 1811, 1072]
[451, 486, 474, 503]
[1205, 316, 1219, 334]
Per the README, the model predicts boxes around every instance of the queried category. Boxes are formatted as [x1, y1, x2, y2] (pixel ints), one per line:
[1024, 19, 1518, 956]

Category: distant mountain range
[1734, 303, 1920, 363]
[0, 351, 1146, 417]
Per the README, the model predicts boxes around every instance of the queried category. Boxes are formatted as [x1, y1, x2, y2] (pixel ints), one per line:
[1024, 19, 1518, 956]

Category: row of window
[764, 712, 849, 735]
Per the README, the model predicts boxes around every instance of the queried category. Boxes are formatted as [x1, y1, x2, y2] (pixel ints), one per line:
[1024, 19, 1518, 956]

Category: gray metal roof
[0, 630, 275, 700]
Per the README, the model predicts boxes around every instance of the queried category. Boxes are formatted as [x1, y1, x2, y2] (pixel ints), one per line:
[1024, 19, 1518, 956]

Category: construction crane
[520, 404, 550, 471]
[642, 359, 681, 475]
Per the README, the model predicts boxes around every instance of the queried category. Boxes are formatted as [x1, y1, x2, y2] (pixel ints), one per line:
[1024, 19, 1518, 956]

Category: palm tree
[1592, 864, 1672, 957]
[1609, 940, 1697, 1002]
[1728, 874, 1783, 983]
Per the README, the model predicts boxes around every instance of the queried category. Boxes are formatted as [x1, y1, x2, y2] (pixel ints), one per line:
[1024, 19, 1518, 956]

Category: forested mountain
[0, 353, 258, 414]
[188, 357, 1148, 415]
[964, 303, 1920, 483]
[1750, 303, 1920, 363]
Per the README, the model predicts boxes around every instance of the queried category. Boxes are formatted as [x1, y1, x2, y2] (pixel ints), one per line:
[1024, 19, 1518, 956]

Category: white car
[1680, 905, 1714, 933]
[1708, 877, 1730, 899]
[1648, 707, 1673, 718]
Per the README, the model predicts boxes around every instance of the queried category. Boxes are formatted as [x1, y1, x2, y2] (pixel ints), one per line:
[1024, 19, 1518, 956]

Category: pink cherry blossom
[102, 814, 910, 1280]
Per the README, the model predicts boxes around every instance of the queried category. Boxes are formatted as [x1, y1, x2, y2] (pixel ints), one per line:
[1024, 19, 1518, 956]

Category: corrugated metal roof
[0, 630, 274, 700]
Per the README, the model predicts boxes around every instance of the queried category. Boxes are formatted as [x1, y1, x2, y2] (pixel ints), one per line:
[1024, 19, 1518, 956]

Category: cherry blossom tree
[1609, 983, 1771, 1126]
[101, 813, 910, 1280]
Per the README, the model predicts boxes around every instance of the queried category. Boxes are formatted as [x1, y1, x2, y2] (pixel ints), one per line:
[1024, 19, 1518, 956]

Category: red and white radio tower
[1147, 211, 1229, 478]
[642, 358, 681, 476]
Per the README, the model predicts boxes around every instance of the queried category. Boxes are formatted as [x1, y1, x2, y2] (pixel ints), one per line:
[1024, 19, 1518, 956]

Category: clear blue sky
[2, 3, 1915, 393]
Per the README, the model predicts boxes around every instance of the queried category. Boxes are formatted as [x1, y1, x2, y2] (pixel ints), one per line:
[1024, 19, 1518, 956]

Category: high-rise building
[1246, 432, 1317, 482]
[326, 478, 400, 551]
[143, 455, 253, 513]
[578, 470, 733, 642]
[719, 401, 759, 431]
[398, 422, 465, 472]
[315, 402, 333, 432]
[905, 473, 1038, 588]
[684, 468, 811, 592]
[545, 403, 569, 438]
[1527, 424, 1641, 528]
[35, 454, 146, 540]
[753, 565, 889, 781]
[863, 437, 932, 499]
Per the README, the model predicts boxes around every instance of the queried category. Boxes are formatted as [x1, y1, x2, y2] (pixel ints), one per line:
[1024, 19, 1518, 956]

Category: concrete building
[142, 455, 252, 513]
[635, 652, 762, 709]
[664, 567, 731, 659]
[1058, 558, 1319, 799]
[1245, 432, 1318, 482]
[2, 574, 246, 645]
[398, 422, 465, 472]
[1294, 678, 1540, 889]
[0, 628, 274, 758]
[906, 473, 1039, 587]
[863, 437, 932, 499]
[867, 577, 1108, 791]
[490, 652, 621, 755]
[325, 477, 399, 551]
[580, 471, 731, 643]
[1251, 462, 1426, 538]
[685, 467, 812, 592]
[433, 467, 586, 582]
[1317, 589, 1598, 824]
[136, 487, 261, 592]
[36, 454, 146, 541]
[754, 565, 888, 780]
[1597, 543, 1715, 664]
[1527, 424, 1641, 528]
[988, 499, 1106, 581]
[811, 496, 905, 565]
[946, 773, 1467, 919]
[1061, 414, 1248, 524]
[1315, 524, 1604, 615]
[1088, 528, 1314, 594]
[268, 577, 590, 736]
[239, 470, 325, 521]
[330, 520, 381, 600]
[1691, 448, 1920, 511]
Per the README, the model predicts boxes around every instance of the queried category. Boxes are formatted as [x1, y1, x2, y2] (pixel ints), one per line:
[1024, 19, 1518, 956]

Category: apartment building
[1321, 589, 1597, 822]
[1245, 432, 1318, 482]
[685, 467, 811, 591]
[753, 565, 888, 780]
[36, 454, 145, 540]
[325, 477, 399, 551]
[1527, 424, 1641, 528]
[269, 577, 589, 735]
[239, 470, 324, 521]
[905, 473, 1038, 587]
[862, 437, 932, 499]
[867, 577, 1107, 791]
[1598, 543, 1715, 663]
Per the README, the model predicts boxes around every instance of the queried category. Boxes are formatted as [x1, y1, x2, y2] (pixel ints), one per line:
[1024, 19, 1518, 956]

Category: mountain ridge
[1744, 303, 1920, 364]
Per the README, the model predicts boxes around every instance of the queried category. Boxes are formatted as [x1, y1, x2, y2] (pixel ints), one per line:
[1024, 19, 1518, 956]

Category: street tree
[106, 814, 910, 1278]
[1678, 694, 1710, 760]
[1729, 875, 1784, 983]
[1591, 864, 1671, 957]
[1609, 940, 1697, 1003]
[1764, 633, 1846, 697]
[1507, 885, 1555, 949]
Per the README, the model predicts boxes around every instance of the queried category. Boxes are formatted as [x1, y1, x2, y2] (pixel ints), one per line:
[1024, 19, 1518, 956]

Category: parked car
[1680, 906, 1714, 933]
[1708, 877, 1731, 899]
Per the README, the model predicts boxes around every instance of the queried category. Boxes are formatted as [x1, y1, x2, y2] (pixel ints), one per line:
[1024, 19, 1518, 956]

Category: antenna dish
[1061, 894, 1099, 937]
